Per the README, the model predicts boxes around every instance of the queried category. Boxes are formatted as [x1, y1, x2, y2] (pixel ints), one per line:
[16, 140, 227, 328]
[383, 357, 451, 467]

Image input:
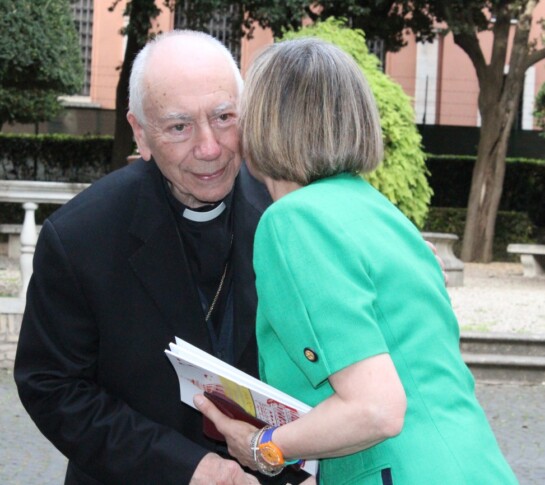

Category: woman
[195, 38, 518, 484]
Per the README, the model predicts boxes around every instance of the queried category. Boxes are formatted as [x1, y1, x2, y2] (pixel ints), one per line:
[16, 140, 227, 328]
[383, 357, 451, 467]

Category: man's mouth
[193, 167, 226, 181]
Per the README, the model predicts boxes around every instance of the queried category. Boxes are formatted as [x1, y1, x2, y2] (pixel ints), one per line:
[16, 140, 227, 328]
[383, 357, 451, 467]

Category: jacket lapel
[127, 162, 211, 352]
[231, 164, 272, 365]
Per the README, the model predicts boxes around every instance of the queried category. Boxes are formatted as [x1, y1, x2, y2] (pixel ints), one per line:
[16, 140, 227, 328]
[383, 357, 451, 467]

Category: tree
[0, 0, 83, 130]
[110, 1, 544, 258]
[295, 1, 545, 262]
[252, 0, 436, 52]
[427, 1, 545, 262]
[282, 18, 432, 227]
[109, 0, 162, 170]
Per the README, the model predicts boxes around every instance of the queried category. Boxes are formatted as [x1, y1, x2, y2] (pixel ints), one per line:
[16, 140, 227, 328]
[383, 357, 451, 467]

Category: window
[71, 0, 94, 96]
[367, 38, 385, 68]
[174, 2, 241, 64]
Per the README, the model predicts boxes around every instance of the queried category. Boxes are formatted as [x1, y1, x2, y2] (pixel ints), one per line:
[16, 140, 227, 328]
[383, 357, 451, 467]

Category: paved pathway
[1, 369, 66, 484]
[0, 368, 544, 484]
[1, 260, 544, 483]
[475, 380, 545, 484]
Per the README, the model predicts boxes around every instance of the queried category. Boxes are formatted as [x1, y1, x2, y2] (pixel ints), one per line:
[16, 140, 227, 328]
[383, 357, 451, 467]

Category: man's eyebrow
[211, 102, 237, 116]
[160, 112, 193, 123]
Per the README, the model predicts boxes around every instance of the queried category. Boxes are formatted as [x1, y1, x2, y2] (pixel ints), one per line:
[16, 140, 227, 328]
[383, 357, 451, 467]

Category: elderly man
[14, 30, 308, 484]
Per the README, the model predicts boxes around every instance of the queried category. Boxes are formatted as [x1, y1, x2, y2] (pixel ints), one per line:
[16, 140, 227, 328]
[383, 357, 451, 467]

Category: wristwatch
[259, 426, 285, 465]
[253, 426, 302, 476]
[251, 426, 284, 476]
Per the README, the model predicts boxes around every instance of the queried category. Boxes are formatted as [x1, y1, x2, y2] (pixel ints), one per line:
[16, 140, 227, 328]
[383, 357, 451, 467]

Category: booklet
[165, 337, 318, 475]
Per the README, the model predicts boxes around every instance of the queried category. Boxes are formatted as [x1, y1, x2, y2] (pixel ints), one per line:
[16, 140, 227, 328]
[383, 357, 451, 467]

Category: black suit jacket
[14, 160, 306, 484]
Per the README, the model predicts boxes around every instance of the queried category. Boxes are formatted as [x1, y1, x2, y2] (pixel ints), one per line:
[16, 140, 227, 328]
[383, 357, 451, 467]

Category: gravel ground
[449, 262, 545, 335]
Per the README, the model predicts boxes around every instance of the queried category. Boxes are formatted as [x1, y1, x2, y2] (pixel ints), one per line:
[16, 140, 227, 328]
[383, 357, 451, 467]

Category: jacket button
[304, 348, 318, 362]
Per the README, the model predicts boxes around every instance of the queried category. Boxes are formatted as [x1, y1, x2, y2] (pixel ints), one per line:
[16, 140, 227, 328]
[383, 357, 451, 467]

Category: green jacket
[254, 174, 517, 485]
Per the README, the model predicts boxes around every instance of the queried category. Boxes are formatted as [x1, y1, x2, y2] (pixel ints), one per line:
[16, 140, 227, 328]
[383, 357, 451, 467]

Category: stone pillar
[19, 202, 38, 298]
[421, 232, 465, 287]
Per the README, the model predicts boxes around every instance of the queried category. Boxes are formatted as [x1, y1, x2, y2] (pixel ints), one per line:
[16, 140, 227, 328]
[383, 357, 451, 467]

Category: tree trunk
[110, 29, 141, 171]
[460, 118, 510, 262]
[456, 1, 543, 263]
[460, 68, 529, 263]
[110, 0, 159, 171]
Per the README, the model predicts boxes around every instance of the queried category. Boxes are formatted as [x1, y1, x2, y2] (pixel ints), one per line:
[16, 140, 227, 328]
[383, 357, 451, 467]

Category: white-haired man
[14, 30, 309, 484]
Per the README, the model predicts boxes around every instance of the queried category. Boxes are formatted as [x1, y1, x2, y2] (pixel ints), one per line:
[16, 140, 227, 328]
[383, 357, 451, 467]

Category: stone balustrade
[0, 180, 89, 297]
[0, 180, 89, 368]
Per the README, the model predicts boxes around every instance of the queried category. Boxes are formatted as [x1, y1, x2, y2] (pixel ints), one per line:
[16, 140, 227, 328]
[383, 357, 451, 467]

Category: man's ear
[127, 112, 152, 161]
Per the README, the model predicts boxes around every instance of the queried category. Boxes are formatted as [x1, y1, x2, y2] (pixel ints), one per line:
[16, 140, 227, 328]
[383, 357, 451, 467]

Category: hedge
[1, 135, 542, 263]
[423, 207, 536, 261]
[0, 133, 112, 182]
[426, 155, 545, 227]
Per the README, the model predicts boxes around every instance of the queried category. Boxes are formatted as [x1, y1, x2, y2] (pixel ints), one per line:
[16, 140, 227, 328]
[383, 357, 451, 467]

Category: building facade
[6, 0, 545, 136]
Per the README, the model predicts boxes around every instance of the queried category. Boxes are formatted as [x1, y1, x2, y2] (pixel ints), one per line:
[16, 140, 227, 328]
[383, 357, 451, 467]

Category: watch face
[259, 442, 284, 466]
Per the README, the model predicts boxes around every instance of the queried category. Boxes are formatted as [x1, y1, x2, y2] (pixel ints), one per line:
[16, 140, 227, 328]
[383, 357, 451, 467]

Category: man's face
[128, 48, 242, 208]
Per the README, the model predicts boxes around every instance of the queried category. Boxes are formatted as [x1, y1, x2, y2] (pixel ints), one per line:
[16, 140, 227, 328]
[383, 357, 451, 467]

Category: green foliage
[112, 0, 161, 44]
[0, 89, 63, 126]
[238, 1, 490, 53]
[279, 18, 432, 227]
[0, 133, 112, 224]
[110, 0, 441, 168]
[0, 0, 83, 127]
[534, 82, 545, 133]
[236, 1, 438, 52]
[424, 207, 536, 261]
[296, 1, 435, 53]
[0, 133, 112, 182]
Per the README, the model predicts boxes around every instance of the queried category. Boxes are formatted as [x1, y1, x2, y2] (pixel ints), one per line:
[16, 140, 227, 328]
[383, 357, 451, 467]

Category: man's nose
[194, 124, 222, 161]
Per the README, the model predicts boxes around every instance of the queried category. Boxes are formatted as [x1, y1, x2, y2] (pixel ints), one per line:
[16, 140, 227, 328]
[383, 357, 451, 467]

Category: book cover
[165, 337, 318, 475]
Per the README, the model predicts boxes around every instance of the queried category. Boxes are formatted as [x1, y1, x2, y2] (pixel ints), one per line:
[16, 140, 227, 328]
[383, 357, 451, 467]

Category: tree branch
[488, 5, 511, 79]
[452, 31, 487, 82]
[525, 46, 545, 69]
[434, 2, 488, 83]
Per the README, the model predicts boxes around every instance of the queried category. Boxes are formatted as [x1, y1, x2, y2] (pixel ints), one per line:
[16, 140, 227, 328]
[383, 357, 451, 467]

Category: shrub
[426, 155, 545, 227]
[280, 18, 432, 228]
[0, 133, 112, 182]
[423, 207, 536, 261]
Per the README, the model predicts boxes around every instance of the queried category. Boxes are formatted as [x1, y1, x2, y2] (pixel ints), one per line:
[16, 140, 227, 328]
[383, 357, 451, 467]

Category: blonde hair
[240, 38, 383, 185]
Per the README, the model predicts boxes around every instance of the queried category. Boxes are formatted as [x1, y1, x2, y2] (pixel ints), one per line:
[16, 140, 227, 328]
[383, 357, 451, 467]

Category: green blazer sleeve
[254, 200, 389, 395]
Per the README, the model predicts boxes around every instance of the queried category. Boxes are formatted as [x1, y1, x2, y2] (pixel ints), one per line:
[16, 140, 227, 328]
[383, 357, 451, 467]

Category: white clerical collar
[182, 202, 226, 222]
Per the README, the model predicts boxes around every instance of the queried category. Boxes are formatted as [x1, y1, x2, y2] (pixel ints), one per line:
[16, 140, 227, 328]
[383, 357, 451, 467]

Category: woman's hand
[194, 394, 259, 469]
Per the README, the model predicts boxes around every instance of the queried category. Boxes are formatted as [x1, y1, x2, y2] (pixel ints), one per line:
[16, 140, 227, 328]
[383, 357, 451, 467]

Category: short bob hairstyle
[240, 38, 383, 185]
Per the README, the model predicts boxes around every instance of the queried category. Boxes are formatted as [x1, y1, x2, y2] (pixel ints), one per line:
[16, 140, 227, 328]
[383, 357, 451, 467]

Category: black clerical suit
[14, 159, 307, 484]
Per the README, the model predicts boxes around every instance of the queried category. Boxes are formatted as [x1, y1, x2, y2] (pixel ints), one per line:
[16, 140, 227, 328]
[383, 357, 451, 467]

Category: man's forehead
[149, 37, 234, 78]
[145, 59, 237, 99]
